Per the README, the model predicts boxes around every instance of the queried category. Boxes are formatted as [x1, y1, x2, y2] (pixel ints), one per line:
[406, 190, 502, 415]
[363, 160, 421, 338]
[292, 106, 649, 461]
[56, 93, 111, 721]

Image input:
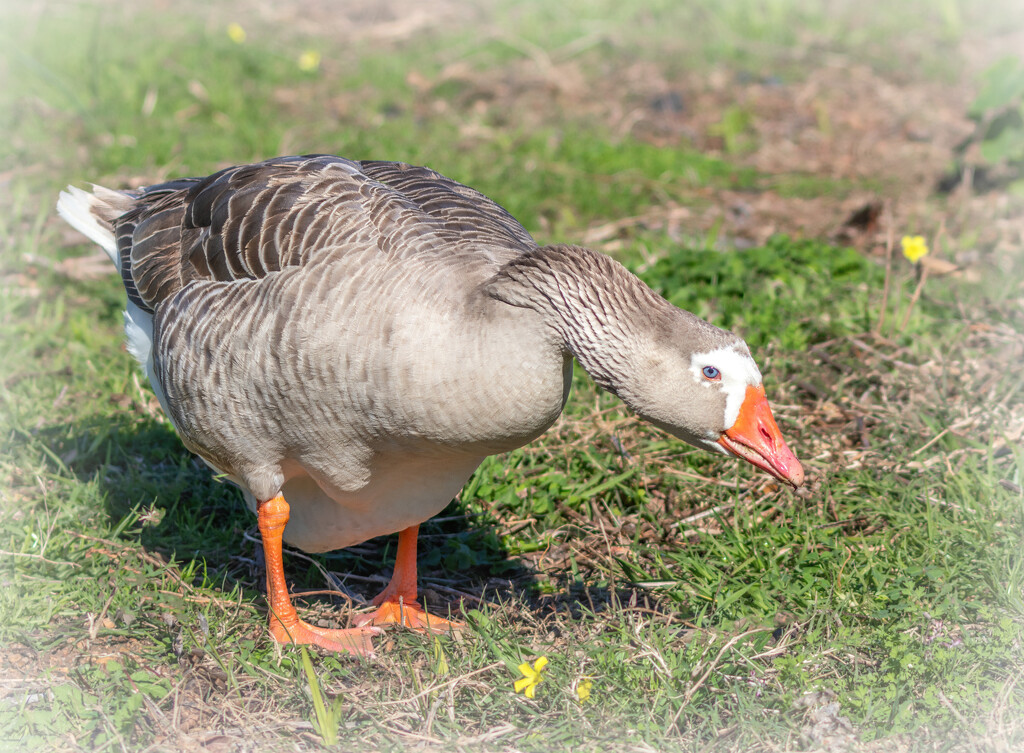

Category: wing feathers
[78, 155, 536, 313]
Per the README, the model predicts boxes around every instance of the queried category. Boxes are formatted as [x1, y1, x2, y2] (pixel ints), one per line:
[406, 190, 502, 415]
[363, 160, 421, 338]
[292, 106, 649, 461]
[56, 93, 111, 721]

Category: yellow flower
[297, 49, 321, 72]
[901, 235, 929, 264]
[513, 656, 548, 699]
[576, 677, 593, 703]
[227, 23, 246, 44]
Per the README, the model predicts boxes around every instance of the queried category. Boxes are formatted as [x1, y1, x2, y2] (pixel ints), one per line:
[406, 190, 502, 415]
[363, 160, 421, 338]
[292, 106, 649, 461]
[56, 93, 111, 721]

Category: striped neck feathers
[483, 244, 742, 414]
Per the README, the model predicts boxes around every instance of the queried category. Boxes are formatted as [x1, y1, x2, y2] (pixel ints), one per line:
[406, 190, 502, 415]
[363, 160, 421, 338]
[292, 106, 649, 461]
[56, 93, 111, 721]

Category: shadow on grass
[37, 411, 561, 625]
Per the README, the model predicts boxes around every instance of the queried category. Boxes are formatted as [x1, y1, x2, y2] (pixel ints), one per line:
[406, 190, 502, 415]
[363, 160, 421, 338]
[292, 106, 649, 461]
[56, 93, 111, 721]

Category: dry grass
[2, 0, 1023, 751]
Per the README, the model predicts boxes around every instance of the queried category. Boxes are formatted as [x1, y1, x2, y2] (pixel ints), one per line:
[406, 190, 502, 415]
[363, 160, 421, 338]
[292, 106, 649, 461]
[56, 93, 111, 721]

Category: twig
[846, 337, 917, 369]
[88, 589, 118, 641]
[243, 529, 369, 604]
[379, 661, 506, 706]
[422, 582, 500, 608]
[898, 265, 930, 332]
[661, 468, 742, 489]
[673, 504, 735, 527]
[494, 31, 554, 74]
[937, 689, 968, 725]
[155, 589, 254, 610]
[667, 627, 773, 733]
[287, 588, 359, 605]
[912, 428, 951, 457]
[0, 550, 81, 568]
[834, 546, 854, 592]
[423, 512, 487, 524]
[874, 202, 895, 336]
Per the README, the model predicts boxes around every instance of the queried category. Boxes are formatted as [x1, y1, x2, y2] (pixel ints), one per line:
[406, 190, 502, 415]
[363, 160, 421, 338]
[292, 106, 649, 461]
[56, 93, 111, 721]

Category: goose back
[112, 155, 538, 315]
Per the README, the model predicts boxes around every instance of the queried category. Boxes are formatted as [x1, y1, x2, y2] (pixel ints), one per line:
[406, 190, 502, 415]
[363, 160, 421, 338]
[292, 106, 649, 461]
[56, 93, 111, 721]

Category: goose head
[619, 312, 804, 488]
[487, 243, 804, 488]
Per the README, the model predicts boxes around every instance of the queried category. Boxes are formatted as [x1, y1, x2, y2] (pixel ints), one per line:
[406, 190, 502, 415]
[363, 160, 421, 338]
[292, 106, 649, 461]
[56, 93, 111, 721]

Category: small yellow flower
[576, 677, 593, 703]
[298, 50, 321, 72]
[513, 656, 548, 699]
[901, 235, 929, 264]
[227, 23, 246, 44]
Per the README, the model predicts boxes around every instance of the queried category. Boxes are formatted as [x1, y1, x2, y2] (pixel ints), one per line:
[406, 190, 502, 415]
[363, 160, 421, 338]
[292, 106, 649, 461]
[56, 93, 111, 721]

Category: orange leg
[258, 494, 380, 655]
[353, 525, 462, 632]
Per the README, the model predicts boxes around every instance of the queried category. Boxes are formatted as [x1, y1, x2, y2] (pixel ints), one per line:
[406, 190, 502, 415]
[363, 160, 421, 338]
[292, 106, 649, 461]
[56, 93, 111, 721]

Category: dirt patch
[431, 50, 1020, 257]
[50, 0, 1024, 260]
[287, 2, 1022, 263]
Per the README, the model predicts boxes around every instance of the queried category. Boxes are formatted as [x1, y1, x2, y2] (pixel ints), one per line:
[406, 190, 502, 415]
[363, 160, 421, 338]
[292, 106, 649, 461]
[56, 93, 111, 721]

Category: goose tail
[56, 184, 136, 271]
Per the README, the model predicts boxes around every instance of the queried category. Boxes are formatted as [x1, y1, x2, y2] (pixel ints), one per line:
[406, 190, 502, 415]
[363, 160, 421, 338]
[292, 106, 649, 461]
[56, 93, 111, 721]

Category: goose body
[59, 155, 802, 654]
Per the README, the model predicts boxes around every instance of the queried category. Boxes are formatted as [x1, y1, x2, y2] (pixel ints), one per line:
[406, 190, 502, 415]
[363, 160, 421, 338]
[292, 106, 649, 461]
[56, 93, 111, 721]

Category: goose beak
[718, 385, 804, 488]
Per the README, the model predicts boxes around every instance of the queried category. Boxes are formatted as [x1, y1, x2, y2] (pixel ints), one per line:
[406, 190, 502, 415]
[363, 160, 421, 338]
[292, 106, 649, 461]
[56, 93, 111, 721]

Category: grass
[2, 0, 1024, 751]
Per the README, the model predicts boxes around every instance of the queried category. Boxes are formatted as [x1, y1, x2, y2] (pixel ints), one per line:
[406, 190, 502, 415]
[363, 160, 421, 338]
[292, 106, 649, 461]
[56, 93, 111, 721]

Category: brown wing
[357, 160, 537, 251]
[113, 155, 537, 314]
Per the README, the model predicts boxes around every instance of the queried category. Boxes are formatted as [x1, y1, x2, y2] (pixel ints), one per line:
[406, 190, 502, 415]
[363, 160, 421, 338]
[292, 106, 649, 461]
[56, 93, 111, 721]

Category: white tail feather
[57, 184, 161, 387]
[56, 185, 120, 269]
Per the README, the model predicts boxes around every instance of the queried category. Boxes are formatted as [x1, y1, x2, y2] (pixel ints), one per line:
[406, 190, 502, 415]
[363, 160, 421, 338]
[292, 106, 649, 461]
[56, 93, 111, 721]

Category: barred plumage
[57, 154, 801, 656]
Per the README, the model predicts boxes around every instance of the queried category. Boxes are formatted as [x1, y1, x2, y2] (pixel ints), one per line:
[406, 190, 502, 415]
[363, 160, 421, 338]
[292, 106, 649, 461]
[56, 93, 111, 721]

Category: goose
[57, 154, 803, 656]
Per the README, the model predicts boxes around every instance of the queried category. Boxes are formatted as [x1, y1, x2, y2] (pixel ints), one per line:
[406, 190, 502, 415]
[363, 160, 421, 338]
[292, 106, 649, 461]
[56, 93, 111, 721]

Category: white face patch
[689, 345, 763, 429]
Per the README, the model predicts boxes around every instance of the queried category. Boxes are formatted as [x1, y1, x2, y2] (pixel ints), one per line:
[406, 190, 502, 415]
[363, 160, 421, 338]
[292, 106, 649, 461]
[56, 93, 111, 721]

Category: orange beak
[718, 385, 804, 488]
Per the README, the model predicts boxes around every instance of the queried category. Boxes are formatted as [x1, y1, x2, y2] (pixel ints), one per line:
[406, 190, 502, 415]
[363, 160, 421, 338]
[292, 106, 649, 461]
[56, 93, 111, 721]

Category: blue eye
[702, 366, 721, 380]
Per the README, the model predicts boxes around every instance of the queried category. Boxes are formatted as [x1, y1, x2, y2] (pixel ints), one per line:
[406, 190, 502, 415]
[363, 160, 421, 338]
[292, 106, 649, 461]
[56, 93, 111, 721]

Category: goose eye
[702, 365, 721, 380]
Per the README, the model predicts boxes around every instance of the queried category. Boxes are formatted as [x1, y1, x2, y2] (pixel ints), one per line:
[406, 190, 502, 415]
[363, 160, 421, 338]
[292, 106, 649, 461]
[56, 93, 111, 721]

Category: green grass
[2, 0, 1024, 751]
